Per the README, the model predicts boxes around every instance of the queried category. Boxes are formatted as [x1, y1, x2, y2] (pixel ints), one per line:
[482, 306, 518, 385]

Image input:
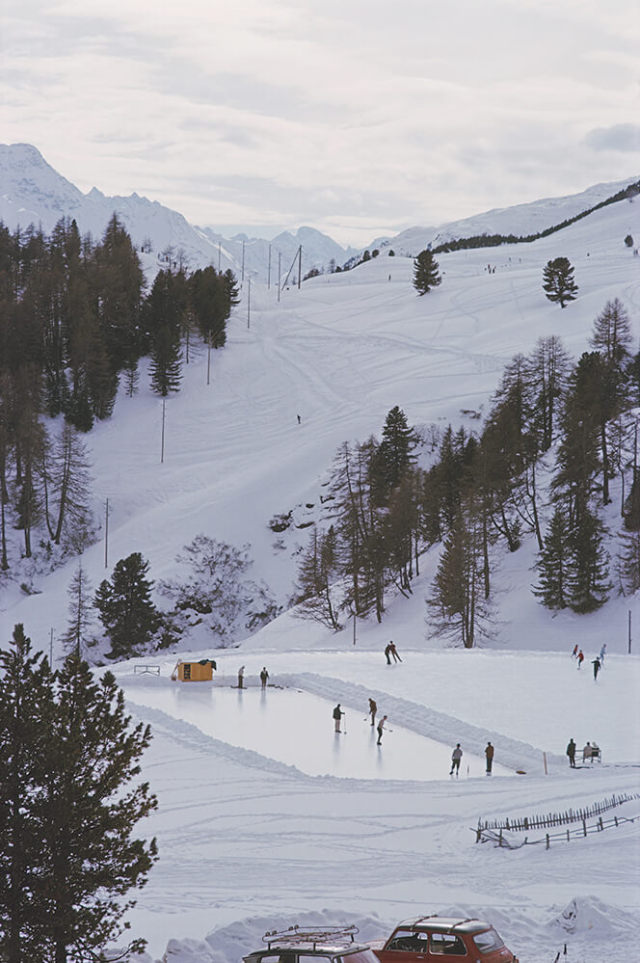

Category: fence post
[543, 751, 548, 775]
[545, 833, 550, 850]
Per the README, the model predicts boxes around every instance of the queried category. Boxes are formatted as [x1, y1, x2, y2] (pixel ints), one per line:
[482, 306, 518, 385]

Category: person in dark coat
[592, 657, 601, 680]
[389, 641, 402, 663]
[368, 698, 377, 726]
[566, 738, 576, 767]
[485, 742, 494, 774]
[333, 704, 344, 733]
[260, 667, 269, 689]
[384, 643, 392, 664]
[376, 715, 388, 745]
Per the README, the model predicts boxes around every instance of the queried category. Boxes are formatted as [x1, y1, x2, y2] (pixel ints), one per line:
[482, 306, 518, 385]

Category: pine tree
[566, 509, 611, 612]
[529, 335, 570, 451]
[533, 507, 571, 609]
[0, 625, 55, 963]
[92, 214, 145, 373]
[542, 256, 578, 308]
[588, 298, 633, 503]
[149, 323, 183, 396]
[413, 249, 441, 295]
[36, 655, 158, 961]
[371, 405, 417, 504]
[427, 499, 490, 648]
[295, 526, 342, 630]
[95, 552, 161, 659]
[617, 527, 640, 595]
[62, 562, 95, 657]
[553, 352, 602, 526]
[44, 422, 93, 549]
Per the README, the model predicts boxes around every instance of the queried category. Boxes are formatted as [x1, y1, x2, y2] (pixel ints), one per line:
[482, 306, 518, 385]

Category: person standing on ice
[384, 643, 392, 664]
[592, 656, 601, 680]
[571, 644, 579, 659]
[450, 744, 463, 776]
[577, 649, 584, 669]
[485, 742, 494, 774]
[389, 641, 402, 662]
[599, 643, 607, 664]
[376, 715, 388, 745]
[566, 738, 577, 767]
[368, 698, 377, 726]
[238, 665, 245, 689]
[260, 667, 269, 689]
[333, 704, 344, 733]
[583, 741, 592, 763]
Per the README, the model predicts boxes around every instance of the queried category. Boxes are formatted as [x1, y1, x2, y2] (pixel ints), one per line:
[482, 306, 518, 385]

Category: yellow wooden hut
[171, 658, 217, 682]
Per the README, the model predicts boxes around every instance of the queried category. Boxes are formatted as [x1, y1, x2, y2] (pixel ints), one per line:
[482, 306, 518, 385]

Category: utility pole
[298, 245, 302, 289]
[241, 240, 245, 285]
[268, 244, 272, 289]
[629, 610, 632, 654]
[277, 252, 281, 302]
[247, 278, 251, 329]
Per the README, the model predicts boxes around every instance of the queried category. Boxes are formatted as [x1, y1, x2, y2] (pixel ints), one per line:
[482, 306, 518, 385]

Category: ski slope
[1, 194, 639, 962]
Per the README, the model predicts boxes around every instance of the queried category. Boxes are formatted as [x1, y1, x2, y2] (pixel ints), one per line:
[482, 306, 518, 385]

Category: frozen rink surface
[123, 679, 514, 780]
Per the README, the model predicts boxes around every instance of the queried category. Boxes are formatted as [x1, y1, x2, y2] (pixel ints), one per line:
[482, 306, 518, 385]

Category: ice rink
[123, 679, 514, 780]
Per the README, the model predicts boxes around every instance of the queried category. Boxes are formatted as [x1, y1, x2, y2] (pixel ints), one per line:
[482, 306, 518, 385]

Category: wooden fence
[475, 791, 638, 836]
[474, 810, 638, 850]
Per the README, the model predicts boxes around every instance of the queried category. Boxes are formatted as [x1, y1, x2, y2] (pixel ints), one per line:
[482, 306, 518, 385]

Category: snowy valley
[1, 154, 640, 962]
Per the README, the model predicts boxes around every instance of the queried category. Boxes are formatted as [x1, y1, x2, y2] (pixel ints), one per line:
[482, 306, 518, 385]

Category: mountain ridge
[1, 143, 638, 283]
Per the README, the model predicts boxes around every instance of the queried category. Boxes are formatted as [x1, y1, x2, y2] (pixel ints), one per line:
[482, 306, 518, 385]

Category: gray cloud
[585, 124, 640, 152]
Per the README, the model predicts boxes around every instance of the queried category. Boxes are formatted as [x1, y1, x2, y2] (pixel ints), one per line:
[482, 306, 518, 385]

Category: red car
[373, 916, 518, 963]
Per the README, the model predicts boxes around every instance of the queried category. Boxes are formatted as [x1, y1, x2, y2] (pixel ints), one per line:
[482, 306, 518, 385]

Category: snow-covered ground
[1, 192, 639, 961]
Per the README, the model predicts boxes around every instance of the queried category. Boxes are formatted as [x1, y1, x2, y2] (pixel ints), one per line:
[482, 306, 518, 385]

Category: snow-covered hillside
[0, 179, 639, 962]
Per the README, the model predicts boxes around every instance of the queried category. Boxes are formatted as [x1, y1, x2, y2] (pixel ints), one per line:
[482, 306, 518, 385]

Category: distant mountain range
[0, 143, 637, 283]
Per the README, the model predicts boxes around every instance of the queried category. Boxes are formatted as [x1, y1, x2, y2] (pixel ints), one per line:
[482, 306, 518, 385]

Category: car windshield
[385, 931, 429, 952]
[472, 929, 504, 953]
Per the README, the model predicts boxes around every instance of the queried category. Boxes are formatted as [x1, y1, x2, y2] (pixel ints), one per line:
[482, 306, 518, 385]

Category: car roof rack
[263, 925, 360, 949]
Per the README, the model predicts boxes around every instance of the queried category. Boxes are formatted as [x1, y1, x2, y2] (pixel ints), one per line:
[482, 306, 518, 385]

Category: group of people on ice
[572, 642, 607, 679]
[237, 666, 270, 689]
[449, 741, 495, 776]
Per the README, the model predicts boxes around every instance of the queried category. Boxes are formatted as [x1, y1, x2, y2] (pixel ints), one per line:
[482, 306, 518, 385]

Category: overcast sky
[2, 0, 639, 246]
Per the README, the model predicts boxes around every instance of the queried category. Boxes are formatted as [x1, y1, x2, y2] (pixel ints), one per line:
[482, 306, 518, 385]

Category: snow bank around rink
[129, 898, 640, 963]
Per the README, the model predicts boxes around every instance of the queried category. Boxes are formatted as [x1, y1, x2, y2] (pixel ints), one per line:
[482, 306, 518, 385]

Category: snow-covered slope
[371, 175, 639, 255]
[0, 172, 638, 963]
